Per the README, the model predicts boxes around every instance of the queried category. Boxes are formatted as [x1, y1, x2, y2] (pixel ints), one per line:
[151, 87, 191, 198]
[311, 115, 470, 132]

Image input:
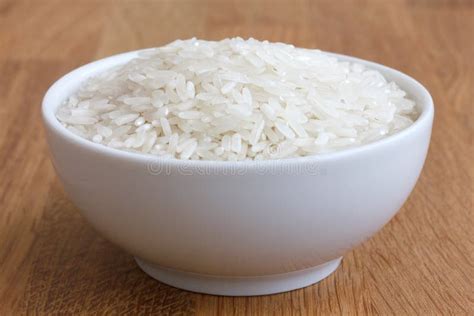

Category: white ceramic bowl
[42, 49, 434, 296]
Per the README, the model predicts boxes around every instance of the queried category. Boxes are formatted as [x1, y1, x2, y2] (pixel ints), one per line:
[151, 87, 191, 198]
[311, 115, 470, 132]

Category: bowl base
[135, 256, 342, 296]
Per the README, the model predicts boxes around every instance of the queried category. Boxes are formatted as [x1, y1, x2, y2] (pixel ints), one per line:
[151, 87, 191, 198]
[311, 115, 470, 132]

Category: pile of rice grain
[57, 38, 418, 161]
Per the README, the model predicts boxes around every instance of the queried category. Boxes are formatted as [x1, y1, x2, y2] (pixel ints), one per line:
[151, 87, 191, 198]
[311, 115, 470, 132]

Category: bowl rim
[42, 48, 434, 167]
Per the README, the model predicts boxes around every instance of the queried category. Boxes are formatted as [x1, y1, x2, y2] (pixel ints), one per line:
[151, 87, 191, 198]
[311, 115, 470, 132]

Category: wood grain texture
[0, 0, 472, 314]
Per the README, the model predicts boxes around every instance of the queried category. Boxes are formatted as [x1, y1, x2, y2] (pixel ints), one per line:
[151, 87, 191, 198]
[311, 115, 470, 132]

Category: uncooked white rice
[56, 38, 418, 161]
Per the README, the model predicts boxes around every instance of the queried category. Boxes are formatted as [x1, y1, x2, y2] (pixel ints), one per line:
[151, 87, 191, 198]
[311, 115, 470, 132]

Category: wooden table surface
[0, 0, 472, 314]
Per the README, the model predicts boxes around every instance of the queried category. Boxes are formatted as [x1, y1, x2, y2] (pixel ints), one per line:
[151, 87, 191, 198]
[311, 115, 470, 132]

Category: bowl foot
[135, 256, 342, 296]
